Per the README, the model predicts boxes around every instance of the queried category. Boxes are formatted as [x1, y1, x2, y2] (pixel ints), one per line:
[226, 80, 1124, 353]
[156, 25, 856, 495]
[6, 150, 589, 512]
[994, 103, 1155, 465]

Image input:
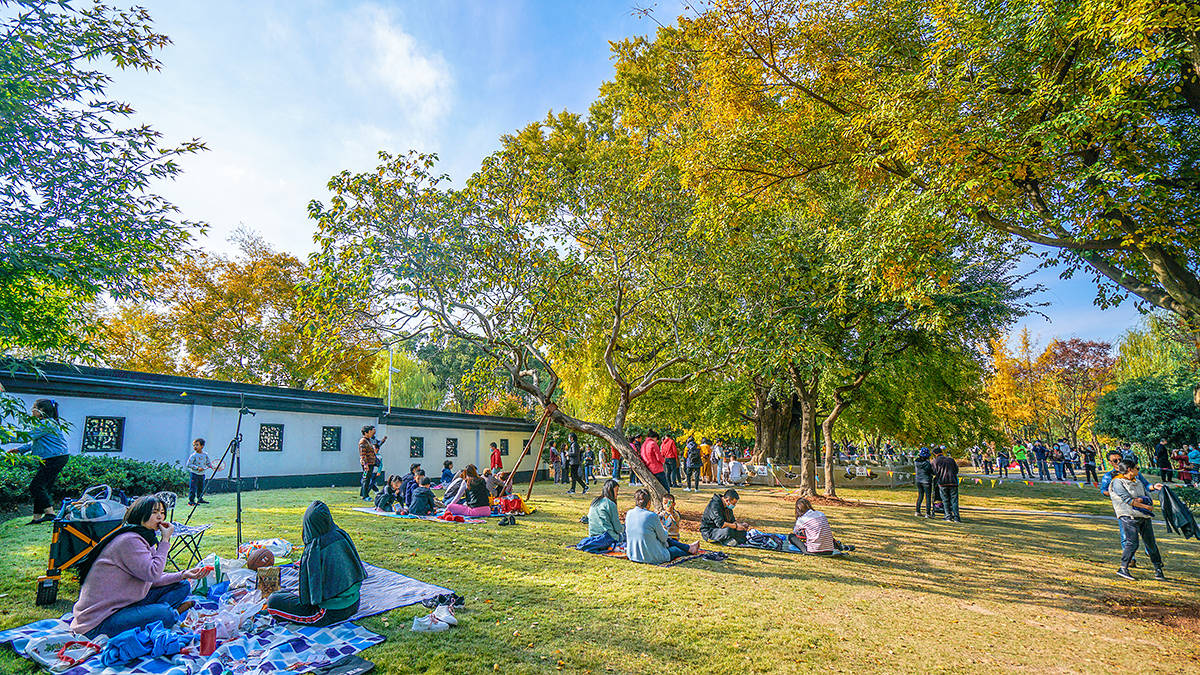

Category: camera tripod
[184, 396, 253, 552]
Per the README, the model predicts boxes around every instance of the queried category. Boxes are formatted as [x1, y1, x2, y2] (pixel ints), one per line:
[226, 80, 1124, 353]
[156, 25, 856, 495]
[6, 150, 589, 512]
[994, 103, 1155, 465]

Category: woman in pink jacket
[70, 495, 206, 638]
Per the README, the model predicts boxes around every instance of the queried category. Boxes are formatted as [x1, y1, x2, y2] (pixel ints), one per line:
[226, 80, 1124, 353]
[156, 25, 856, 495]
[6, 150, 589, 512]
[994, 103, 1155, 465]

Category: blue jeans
[86, 580, 191, 639]
[664, 458, 679, 486]
[611, 458, 622, 480]
[1037, 459, 1050, 481]
[666, 539, 691, 560]
[938, 484, 960, 520]
[1053, 462, 1065, 481]
[188, 472, 206, 503]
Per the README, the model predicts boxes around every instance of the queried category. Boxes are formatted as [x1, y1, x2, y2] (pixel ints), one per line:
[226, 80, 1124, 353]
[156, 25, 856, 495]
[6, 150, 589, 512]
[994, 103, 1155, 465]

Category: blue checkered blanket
[1, 562, 452, 673]
[0, 617, 382, 674]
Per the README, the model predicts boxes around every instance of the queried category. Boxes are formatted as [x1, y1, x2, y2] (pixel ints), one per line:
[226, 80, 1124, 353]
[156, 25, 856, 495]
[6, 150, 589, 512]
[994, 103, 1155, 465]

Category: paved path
[850, 498, 1164, 525]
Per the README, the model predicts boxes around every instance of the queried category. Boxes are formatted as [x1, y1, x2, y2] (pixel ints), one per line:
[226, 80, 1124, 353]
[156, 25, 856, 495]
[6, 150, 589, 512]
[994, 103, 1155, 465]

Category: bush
[0, 455, 187, 513]
[1173, 485, 1200, 512]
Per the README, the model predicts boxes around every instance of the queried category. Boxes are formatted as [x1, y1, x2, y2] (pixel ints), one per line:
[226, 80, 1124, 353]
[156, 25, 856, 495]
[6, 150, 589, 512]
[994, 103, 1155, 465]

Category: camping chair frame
[36, 511, 124, 606]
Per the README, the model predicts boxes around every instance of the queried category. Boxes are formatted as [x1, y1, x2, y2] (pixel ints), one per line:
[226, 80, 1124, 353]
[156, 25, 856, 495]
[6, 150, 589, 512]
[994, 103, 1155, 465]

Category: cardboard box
[256, 566, 280, 595]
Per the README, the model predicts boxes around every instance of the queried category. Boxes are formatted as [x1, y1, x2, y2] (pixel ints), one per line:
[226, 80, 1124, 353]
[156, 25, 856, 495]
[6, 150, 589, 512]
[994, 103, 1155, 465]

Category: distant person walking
[1154, 439, 1174, 483]
[4, 399, 69, 524]
[932, 448, 961, 522]
[684, 436, 702, 492]
[566, 433, 587, 494]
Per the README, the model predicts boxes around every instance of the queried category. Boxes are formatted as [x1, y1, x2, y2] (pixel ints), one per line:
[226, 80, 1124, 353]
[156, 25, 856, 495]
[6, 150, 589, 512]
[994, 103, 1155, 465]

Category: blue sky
[100, 0, 1141, 346]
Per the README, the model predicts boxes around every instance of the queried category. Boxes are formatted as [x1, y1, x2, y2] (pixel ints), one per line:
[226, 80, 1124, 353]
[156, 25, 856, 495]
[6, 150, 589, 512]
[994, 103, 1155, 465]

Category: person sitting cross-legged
[626, 488, 700, 563]
[267, 501, 365, 626]
[700, 488, 748, 546]
[787, 497, 854, 555]
[70, 495, 207, 638]
[407, 476, 441, 516]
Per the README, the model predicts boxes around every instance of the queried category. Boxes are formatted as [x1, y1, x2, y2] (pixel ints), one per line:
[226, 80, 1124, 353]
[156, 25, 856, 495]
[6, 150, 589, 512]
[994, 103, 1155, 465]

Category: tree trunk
[546, 408, 668, 502]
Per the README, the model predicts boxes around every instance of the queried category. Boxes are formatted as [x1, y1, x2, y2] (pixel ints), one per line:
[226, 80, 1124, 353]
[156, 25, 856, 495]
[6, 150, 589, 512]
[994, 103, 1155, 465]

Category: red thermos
[199, 621, 216, 656]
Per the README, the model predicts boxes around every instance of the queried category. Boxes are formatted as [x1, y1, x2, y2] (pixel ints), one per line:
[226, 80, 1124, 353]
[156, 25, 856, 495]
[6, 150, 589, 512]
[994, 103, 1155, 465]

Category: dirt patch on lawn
[768, 491, 869, 508]
[1098, 596, 1200, 635]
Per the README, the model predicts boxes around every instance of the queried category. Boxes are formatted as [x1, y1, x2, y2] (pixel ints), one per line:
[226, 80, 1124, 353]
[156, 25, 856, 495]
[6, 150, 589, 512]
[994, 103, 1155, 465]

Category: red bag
[499, 495, 524, 514]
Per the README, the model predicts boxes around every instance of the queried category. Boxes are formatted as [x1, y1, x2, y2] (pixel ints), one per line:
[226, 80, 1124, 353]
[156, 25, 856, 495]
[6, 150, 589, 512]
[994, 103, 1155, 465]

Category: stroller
[36, 486, 127, 605]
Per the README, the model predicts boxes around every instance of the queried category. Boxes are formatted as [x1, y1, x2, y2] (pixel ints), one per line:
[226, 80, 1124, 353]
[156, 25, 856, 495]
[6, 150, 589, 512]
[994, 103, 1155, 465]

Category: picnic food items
[246, 548, 275, 570]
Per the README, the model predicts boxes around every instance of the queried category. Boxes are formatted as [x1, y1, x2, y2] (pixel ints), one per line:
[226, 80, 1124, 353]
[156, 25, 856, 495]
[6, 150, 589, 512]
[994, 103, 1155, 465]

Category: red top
[640, 438, 664, 474]
[611, 445, 621, 460]
[490, 447, 502, 470]
[660, 437, 678, 460]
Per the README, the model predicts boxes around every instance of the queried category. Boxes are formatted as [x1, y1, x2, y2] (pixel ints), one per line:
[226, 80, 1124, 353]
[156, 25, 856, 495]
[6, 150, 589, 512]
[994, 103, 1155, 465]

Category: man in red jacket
[641, 431, 668, 491]
[490, 442, 503, 472]
[660, 434, 680, 488]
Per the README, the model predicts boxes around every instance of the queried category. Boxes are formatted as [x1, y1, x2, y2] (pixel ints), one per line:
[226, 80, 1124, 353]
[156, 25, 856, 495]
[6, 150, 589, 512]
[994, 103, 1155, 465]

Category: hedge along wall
[0, 455, 187, 513]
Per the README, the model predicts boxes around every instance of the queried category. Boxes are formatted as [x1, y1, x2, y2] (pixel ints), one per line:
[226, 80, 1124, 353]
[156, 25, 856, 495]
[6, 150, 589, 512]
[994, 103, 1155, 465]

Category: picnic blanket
[571, 544, 727, 567]
[599, 549, 727, 567]
[736, 532, 849, 556]
[351, 507, 486, 523]
[279, 562, 451, 621]
[0, 563, 449, 674]
[0, 616, 383, 675]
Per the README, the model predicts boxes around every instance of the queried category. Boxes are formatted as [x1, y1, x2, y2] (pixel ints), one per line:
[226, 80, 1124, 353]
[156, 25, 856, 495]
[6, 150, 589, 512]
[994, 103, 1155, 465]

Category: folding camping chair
[37, 512, 124, 605]
[158, 491, 211, 571]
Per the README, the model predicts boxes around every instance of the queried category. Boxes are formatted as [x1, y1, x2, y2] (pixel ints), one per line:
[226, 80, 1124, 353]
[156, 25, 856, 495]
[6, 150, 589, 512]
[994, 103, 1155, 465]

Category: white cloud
[343, 5, 453, 139]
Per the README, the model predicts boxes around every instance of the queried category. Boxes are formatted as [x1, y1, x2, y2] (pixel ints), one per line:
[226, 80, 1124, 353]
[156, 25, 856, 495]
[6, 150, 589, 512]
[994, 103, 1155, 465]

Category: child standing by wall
[185, 439, 218, 507]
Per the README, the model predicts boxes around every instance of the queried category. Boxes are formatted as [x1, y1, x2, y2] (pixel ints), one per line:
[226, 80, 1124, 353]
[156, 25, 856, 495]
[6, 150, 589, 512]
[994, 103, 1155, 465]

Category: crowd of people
[970, 438, 1200, 487]
[548, 432, 756, 494]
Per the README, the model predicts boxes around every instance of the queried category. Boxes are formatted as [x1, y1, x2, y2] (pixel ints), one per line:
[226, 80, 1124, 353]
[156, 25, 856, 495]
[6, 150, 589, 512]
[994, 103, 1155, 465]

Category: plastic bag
[26, 634, 106, 672]
[62, 485, 127, 523]
[237, 538, 292, 559]
[215, 589, 264, 640]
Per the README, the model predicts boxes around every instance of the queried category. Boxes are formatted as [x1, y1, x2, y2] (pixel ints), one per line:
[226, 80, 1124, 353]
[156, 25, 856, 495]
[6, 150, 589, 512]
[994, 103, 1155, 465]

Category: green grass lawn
[2, 481, 1199, 674]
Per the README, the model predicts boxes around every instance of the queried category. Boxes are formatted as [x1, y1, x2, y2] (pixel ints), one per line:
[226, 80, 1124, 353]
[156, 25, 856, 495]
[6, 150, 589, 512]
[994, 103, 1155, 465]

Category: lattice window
[321, 426, 341, 452]
[258, 424, 284, 452]
[500, 438, 509, 455]
[81, 416, 124, 453]
[445, 438, 458, 457]
[410, 436, 424, 458]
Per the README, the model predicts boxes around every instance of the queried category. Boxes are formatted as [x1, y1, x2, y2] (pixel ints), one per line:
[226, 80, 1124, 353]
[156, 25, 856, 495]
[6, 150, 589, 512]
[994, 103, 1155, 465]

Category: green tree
[1, 0, 204, 360]
[1094, 377, 1200, 448]
[622, 0, 1200, 402]
[306, 116, 731, 501]
[374, 349, 442, 410]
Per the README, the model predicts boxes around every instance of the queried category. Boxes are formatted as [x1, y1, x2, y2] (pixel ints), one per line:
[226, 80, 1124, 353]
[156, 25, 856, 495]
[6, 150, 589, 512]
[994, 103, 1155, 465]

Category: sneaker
[197, 499, 210, 504]
[1116, 567, 1135, 581]
[411, 614, 450, 632]
[914, 512, 922, 518]
[432, 604, 458, 626]
[566, 489, 575, 494]
[188, 502, 197, 507]
[1154, 568, 1166, 581]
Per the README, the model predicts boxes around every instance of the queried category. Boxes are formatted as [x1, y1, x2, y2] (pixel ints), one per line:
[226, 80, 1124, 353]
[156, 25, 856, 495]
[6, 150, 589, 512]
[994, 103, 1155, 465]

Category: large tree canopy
[616, 0, 1200, 394]
[0, 0, 204, 359]
[305, 114, 734, 500]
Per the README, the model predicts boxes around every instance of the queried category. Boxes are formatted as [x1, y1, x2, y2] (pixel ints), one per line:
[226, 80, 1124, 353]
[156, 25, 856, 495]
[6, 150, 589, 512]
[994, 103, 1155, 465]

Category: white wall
[8, 392, 534, 479]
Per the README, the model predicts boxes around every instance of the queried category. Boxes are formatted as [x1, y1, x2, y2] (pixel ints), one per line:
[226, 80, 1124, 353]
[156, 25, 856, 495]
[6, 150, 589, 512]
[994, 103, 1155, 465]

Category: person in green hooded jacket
[267, 501, 365, 626]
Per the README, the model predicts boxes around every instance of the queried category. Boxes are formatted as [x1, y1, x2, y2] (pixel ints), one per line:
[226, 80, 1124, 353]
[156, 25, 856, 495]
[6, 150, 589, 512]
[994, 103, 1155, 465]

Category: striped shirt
[794, 510, 835, 553]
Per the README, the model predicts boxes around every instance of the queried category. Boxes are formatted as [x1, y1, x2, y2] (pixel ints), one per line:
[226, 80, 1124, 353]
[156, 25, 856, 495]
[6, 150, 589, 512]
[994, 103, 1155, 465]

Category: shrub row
[0, 455, 187, 513]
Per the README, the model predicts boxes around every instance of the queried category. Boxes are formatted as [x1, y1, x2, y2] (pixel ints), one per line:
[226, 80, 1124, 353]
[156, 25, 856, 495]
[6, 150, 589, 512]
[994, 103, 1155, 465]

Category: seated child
[787, 497, 853, 555]
[407, 477, 440, 516]
[441, 460, 454, 486]
[404, 469, 426, 509]
[374, 475, 405, 513]
[658, 493, 681, 539]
